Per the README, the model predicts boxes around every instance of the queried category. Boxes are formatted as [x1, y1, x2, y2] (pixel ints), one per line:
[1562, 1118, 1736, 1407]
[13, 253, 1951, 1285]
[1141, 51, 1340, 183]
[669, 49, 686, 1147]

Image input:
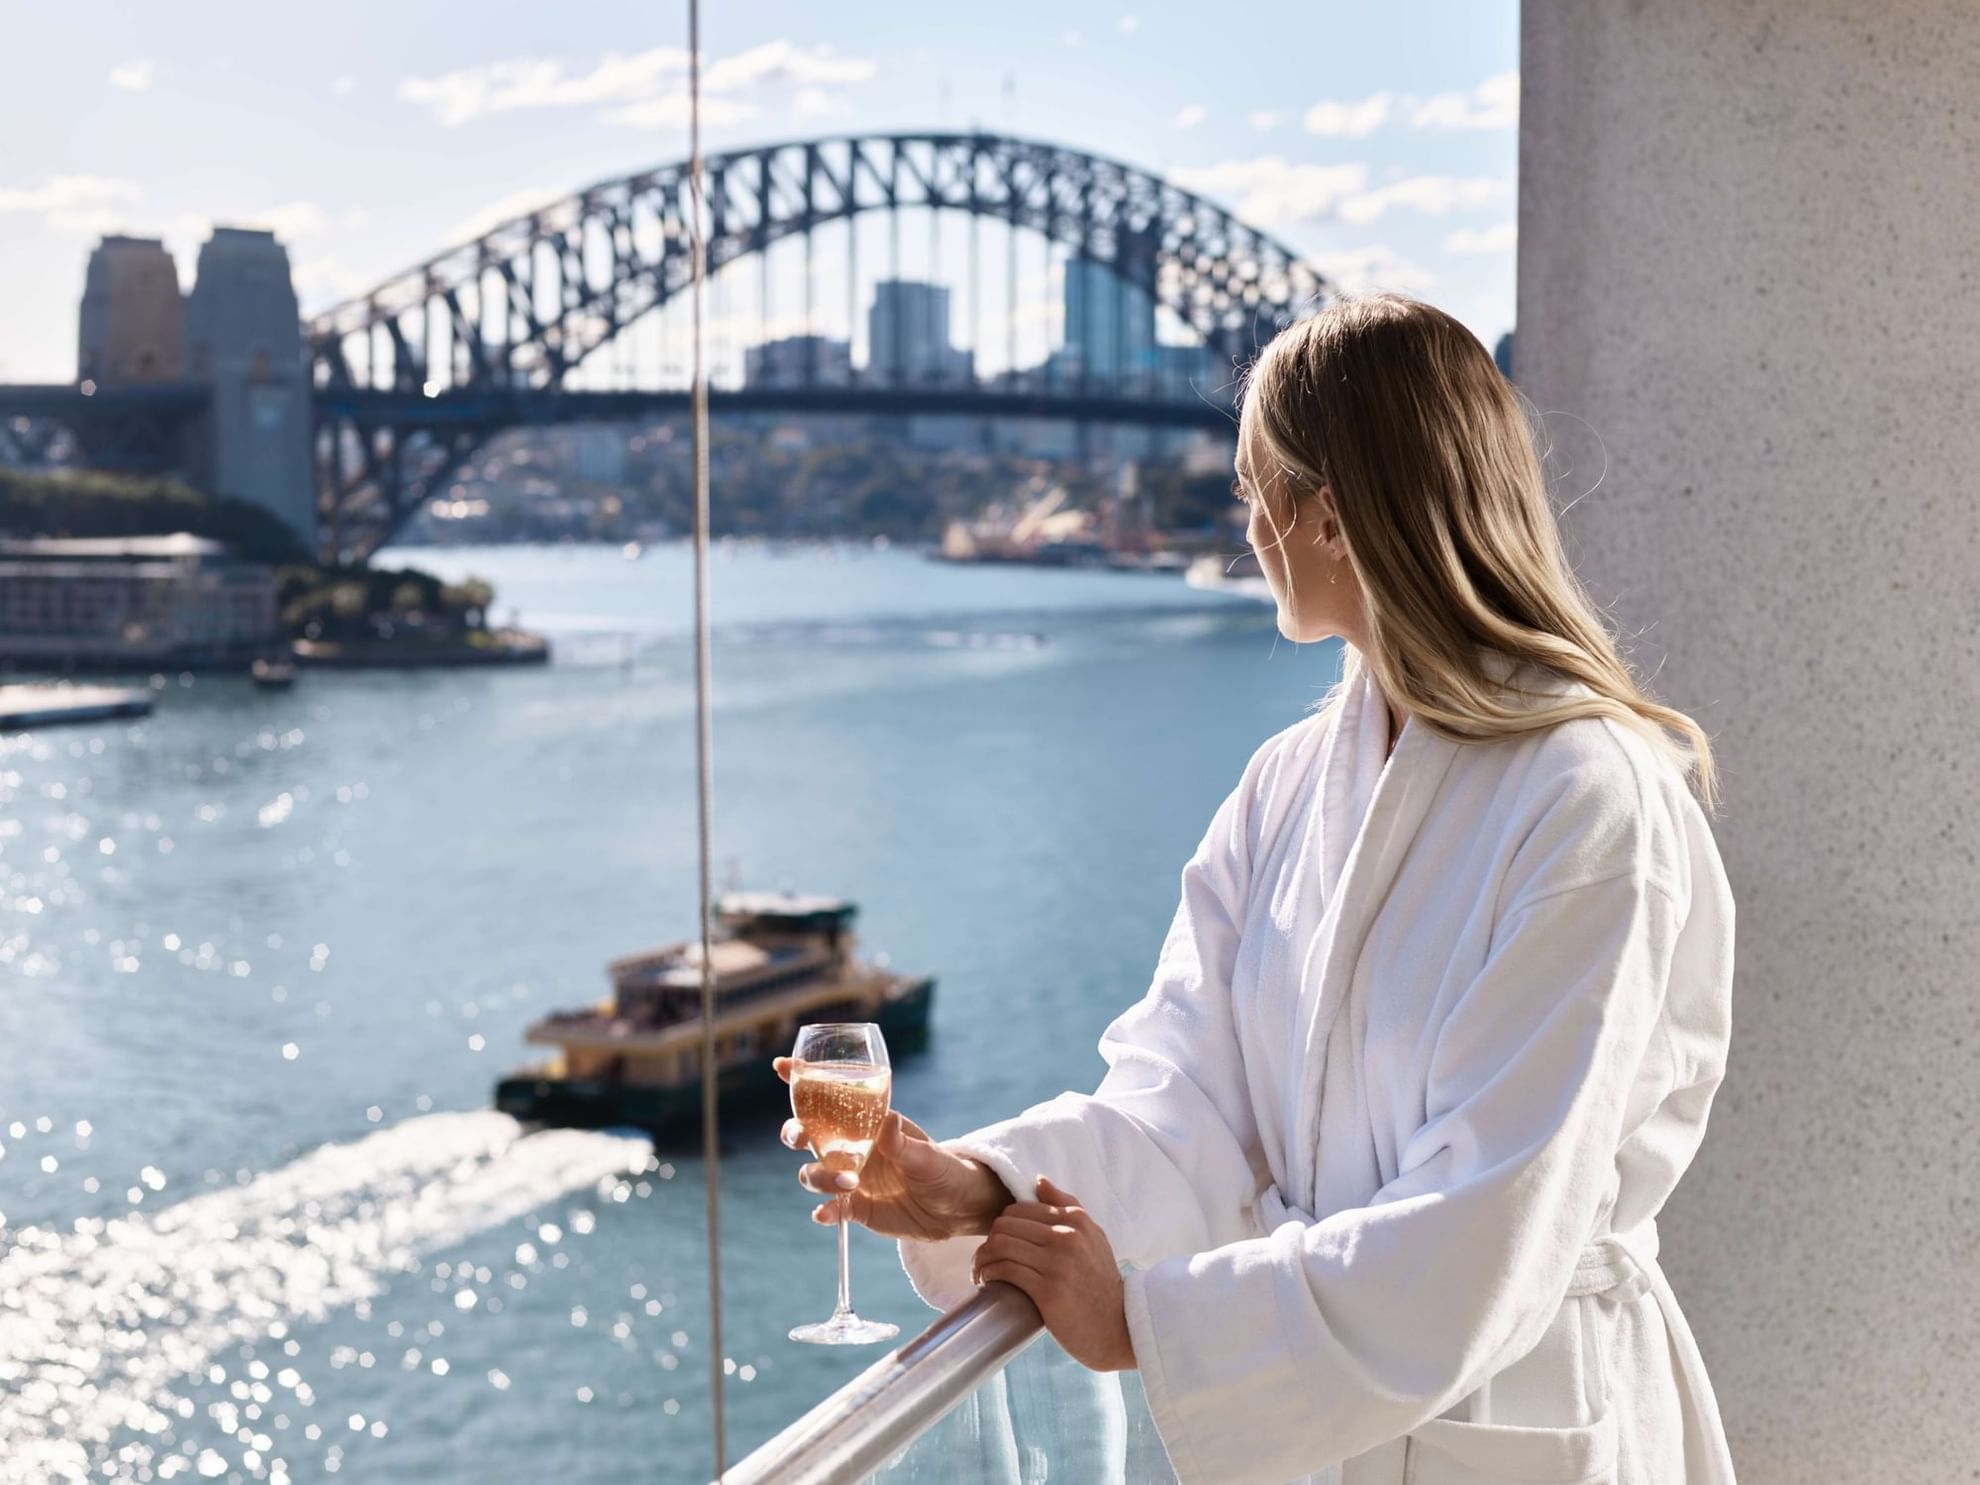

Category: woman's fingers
[987, 1215, 1065, 1248]
[811, 1189, 882, 1227]
[998, 1200, 1077, 1226]
[773, 1056, 795, 1084]
[976, 1257, 1049, 1292]
[973, 1228, 1062, 1285]
[797, 1161, 859, 1195]
[1034, 1175, 1082, 1207]
[780, 1118, 807, 1150]
[875, 1109, 932, 1160]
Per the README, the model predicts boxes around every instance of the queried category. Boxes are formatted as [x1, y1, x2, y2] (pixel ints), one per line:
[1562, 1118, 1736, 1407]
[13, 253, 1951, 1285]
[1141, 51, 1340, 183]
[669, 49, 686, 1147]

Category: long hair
[1241, 291, 1719, 811]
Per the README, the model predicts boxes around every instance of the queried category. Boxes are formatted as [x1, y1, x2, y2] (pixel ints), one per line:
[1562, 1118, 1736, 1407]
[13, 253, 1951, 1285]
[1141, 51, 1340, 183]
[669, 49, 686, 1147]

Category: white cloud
[1118, 14, 1140, 32]
[445, 187, 565, 246]
[1410, 70, 1519, 130]
[109, 59, 157, 92]
[332, 76, 357, 97]
[1308, 244, 1438, 295]
[231, 200, 329, 241]
[1174, 104, 1208, 129]
[399, 41, 874, 130]
[601, 95, 755, 130]
[1169, 157, 1370, 228]
[1248, 111, 1283, 132]
[1443, 221, 1517, 254]
[1063, 30, 1083, 47]
[1303, 91, 1391, 138]
[292, 255, 372, 305]
[0, 176, 142, 216]
[702, 40, 873, 93]
[1338, 175, 1511, 224]
[0, 177, 154, 235]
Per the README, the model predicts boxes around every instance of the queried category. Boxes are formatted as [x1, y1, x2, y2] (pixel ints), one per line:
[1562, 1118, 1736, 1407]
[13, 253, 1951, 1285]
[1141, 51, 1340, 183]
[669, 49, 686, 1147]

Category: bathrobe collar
[1289, 660, 1462, 1215]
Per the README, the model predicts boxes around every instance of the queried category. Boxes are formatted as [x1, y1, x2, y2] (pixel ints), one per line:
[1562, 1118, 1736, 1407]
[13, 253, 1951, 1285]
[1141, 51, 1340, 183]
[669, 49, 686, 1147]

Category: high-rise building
[1062, 255, 1156, 383]
[745, 334, 854, 388]
[866, 281, 971, 385]
[183, 228, 314, 544]
[77, 236, 184, 384]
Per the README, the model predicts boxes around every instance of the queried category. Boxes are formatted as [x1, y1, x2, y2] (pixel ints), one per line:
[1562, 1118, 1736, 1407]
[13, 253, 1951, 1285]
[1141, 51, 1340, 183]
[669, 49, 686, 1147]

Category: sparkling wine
[792, 1061, 892, 1172]
[787, 1022, 899, 1345]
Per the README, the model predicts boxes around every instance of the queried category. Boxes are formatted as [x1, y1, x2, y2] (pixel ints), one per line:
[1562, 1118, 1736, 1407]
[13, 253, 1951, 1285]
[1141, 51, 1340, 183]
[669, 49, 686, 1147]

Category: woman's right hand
[775, 1057, 1013, 1242]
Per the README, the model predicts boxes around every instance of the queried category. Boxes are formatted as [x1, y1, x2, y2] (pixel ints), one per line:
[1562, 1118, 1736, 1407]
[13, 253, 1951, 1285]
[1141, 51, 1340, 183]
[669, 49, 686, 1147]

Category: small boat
[1184, 550, 1275, 604]
[495, 891, 934, 1135]
[251, 656, 297, 688]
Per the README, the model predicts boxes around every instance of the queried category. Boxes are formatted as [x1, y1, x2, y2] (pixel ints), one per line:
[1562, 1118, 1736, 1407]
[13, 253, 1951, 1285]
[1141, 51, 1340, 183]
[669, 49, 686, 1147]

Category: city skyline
[0, 2, 1518, 383]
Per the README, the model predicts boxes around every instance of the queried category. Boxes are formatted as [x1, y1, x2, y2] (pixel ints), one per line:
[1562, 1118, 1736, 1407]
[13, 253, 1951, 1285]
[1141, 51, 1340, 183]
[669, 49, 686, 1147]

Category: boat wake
[0, 1111, 651, 1484]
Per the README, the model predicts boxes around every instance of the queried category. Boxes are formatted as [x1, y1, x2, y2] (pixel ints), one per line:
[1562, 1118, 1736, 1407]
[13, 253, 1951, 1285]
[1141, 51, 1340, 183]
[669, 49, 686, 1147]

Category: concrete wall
[1518, 4, 1980, 1479]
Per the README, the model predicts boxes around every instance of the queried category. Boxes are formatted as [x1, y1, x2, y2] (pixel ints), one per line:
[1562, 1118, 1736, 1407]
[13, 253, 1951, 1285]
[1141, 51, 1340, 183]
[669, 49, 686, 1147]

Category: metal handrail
[722, 1283, 1045, 1484]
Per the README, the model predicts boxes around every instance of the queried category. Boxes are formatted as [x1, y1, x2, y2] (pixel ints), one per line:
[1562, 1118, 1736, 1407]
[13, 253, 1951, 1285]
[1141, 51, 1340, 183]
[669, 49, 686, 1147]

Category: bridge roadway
[311, 382, 1236, 434]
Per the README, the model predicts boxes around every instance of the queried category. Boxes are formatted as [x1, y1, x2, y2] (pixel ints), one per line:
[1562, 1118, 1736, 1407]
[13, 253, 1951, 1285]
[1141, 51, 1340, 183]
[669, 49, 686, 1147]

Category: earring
[1329, 563, 1338, 586]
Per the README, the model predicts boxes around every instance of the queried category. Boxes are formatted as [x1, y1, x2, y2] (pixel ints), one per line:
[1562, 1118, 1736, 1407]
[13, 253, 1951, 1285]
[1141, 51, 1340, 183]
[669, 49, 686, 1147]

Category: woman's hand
[970, 1176, 1136, 1373]
[776, 1056, 1013, 1241]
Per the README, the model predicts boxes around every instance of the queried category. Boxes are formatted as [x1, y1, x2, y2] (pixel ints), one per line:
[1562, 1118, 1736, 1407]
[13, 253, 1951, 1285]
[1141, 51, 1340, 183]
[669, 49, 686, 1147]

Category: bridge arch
[309, 131, 1331, 559]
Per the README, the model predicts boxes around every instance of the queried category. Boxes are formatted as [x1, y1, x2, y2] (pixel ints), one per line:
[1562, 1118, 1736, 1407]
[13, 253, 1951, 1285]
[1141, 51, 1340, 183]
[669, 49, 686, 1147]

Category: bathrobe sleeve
[1122, 866, 1685, 1485]
[899, 738, 1280, 1311]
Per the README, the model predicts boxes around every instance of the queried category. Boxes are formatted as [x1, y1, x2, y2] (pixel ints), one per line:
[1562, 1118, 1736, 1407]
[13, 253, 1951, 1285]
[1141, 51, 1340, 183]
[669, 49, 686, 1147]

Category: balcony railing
[724, 1283, 1045, 1484]
[727, 1283, 1187, 1483]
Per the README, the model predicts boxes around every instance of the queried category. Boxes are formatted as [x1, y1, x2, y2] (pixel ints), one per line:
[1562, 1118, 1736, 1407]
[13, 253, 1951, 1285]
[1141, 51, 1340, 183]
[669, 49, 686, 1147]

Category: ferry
[495, 891, 934, 1134]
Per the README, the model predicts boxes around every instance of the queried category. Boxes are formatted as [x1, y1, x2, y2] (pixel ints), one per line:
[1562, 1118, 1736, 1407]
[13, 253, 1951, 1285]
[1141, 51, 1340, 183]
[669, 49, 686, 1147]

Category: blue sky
[0, 1, 1517, 383]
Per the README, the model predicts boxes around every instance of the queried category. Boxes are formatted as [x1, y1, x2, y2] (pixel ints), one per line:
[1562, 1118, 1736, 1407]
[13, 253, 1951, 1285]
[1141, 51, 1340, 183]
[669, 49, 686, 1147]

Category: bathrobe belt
[1254, 1183, 1661, 1306]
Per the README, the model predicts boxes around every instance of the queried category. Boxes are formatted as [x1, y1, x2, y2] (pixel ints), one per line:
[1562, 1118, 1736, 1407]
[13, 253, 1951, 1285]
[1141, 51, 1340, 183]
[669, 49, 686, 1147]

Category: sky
[0, 1, 1518, 384]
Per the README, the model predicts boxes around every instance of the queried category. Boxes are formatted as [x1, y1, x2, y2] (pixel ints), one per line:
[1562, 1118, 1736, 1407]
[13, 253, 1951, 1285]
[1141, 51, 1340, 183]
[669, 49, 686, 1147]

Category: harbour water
[0, 541, 1343, 1483]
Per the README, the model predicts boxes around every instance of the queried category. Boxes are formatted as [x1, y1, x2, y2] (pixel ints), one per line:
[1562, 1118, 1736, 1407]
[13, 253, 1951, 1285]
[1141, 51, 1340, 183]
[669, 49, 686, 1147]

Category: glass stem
[835, 1193, 854, 1318]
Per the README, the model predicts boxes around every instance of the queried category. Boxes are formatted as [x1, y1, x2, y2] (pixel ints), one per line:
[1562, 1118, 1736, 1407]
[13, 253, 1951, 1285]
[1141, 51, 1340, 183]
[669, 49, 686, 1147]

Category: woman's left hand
[970, 1175, 1136, 1372]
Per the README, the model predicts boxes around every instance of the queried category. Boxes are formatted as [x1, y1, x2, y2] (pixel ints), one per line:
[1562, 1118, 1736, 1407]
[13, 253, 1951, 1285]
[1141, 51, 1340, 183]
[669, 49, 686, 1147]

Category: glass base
[789, 1310, 900, 1346]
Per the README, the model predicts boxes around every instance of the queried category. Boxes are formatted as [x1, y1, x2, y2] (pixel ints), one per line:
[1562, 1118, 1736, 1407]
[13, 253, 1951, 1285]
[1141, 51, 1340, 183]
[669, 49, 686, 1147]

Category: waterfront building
[866, 280, 972, 386]
[183, 228, 315, 546]
[745, 334, 854, 388]
[0, 533, 275, 668]
[77, 236, 184, 385]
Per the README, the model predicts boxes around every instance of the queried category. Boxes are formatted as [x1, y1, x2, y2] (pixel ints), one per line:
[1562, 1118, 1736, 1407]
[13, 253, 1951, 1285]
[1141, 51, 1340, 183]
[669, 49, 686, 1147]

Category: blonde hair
[1241, 292, 1719, 812]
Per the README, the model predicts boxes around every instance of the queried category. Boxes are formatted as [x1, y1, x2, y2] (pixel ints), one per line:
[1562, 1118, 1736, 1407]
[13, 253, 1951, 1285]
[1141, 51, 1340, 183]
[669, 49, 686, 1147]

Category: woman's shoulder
[1473, 700, 1708, 913]
[1232, 706, 1337, 799]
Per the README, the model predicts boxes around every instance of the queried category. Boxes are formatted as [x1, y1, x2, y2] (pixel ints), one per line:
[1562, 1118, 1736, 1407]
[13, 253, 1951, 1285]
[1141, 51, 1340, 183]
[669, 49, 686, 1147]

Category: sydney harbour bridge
[0, 131, 1330, 562]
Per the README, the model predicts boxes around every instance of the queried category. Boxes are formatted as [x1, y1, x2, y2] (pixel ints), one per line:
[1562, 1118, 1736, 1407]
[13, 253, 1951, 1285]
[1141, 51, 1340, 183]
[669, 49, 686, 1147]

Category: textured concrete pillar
[1517, 5, 1980, 1479]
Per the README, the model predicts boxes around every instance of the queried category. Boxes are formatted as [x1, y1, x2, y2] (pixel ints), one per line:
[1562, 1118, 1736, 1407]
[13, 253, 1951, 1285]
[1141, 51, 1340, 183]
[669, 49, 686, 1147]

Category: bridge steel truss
[308, 131, 1331, 561]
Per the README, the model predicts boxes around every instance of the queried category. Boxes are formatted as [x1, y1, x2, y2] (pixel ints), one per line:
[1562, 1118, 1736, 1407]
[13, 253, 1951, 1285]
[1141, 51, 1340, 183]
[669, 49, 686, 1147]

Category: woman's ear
[1311, 485, 1348, 557]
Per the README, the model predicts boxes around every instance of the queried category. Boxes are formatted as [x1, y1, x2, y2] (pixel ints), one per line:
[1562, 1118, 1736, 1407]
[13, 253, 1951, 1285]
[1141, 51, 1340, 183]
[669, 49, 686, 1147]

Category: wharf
[0, 683, 153, 730]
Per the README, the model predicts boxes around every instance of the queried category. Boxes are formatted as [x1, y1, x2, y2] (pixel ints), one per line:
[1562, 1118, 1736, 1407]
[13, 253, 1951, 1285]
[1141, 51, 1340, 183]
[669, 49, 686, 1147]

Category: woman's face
[1236, 413, 1367, 647]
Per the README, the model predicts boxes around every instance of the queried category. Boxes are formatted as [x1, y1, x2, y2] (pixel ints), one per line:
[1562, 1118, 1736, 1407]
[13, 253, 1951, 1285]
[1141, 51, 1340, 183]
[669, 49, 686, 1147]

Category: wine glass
[788, 1022, 900, 1346]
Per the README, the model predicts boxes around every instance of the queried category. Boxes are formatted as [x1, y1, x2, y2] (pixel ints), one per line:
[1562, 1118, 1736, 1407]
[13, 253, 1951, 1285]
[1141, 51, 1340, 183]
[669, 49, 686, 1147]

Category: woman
[781, 293, 1737, 1485]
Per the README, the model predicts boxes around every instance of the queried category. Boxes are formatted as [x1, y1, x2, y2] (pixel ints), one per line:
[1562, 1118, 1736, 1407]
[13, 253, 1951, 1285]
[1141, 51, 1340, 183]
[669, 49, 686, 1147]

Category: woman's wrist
[956, 1156, 1015, 1236]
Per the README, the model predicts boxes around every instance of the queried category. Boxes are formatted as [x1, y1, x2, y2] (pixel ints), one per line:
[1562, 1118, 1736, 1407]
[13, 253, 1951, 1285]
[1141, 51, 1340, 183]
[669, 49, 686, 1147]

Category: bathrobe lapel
[1287, 668, 1461, 1217]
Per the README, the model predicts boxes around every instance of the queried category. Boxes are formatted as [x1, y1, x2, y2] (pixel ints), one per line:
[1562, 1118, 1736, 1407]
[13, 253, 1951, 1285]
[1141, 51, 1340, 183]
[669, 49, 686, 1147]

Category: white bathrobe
[902, 657, 1737, 1485]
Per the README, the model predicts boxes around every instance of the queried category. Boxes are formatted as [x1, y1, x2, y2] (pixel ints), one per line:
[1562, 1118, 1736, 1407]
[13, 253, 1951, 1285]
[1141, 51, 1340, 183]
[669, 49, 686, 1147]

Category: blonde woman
[781, 293, 1736, 1485]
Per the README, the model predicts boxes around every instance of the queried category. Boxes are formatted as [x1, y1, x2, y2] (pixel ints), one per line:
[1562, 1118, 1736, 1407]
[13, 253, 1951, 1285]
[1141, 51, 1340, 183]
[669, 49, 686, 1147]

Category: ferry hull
[495, 977, 934, 1137]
